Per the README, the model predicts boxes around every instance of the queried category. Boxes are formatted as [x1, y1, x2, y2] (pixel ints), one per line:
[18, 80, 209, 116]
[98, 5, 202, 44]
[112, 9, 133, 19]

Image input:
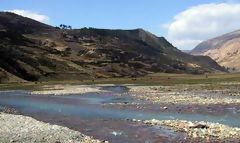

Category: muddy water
[0, 86, 240, 143]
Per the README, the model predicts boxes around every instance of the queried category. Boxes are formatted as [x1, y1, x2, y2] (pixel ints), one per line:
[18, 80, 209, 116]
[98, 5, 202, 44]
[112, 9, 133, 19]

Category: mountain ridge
[0, 12, 225, 83]
[191, 29, 240, 71]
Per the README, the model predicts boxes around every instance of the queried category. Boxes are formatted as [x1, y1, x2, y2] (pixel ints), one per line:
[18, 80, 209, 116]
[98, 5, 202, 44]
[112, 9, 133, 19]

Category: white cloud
[6, 9, 50, 23]
[164, 3, 240, 50]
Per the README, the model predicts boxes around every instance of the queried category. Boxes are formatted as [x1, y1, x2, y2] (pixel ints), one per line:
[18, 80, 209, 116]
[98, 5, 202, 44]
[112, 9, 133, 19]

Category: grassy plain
[1, 72, 240, 90]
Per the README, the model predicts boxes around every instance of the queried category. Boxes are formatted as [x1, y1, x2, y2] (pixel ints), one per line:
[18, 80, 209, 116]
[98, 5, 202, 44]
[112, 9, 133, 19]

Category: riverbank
[1, 81, 240, 142]
[0, 112, 106, 143]
[138, 119, 240, 142]
[30, 84, 103, 95]
[128, 83, 240, 105]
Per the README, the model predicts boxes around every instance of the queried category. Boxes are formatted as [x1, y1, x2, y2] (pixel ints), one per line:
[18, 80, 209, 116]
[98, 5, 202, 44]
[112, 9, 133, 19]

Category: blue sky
[1, 0, 240, 50]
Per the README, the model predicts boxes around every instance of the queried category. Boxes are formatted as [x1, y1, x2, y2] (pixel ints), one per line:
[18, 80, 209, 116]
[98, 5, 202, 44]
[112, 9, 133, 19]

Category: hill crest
[0, 12, 225, 83]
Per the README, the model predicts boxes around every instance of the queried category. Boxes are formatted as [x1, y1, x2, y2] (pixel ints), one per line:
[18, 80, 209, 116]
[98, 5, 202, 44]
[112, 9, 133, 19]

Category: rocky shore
[133, 119, 240, 142]
[0, 112, 106, 143]
[128, 84, 240, 105]
[2, 83, 240, 142]
[31, 85, 103, 95]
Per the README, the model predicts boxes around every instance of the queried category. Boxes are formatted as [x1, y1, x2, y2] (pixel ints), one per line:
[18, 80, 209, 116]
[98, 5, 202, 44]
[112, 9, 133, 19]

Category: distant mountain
[191, 30, 240, 71]
[0, 12, 225, 83]
[181, 50, 191, 54]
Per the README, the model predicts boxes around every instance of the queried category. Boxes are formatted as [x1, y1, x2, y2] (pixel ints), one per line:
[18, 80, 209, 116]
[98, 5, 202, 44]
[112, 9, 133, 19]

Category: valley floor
[0, 73, 240, 143]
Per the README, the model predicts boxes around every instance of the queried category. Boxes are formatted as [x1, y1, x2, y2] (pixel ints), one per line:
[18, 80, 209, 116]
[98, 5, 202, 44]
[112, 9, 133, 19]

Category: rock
[189, 123, 209, 129]
[111, 131, 123, 136]
[132, 119, 137, 122]
[163, 106, 168, 110]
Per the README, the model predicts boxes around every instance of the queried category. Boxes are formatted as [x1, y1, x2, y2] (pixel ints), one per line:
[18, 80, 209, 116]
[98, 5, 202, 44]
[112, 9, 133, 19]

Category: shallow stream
[0, 86, 239, 142]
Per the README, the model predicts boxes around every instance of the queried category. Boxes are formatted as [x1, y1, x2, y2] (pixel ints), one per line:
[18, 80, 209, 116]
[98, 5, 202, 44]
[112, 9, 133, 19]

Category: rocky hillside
[191, 30, 240, 71]
[0, 12, 225, 83]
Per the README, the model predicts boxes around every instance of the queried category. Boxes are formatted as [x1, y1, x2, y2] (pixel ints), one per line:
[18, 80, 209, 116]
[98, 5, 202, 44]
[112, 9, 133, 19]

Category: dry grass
[1, 72, 240, 90]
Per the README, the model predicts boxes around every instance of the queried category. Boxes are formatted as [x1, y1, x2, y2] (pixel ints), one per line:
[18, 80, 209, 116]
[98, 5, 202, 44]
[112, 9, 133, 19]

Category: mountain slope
[0, 12, 225, 83]
[191, 30, 240, 71]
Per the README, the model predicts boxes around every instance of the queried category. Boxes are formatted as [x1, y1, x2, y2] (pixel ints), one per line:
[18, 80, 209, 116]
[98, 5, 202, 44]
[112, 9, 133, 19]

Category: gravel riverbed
[31, 85, 103, 95]
[128, 84, 240, 105]
[133, 119, 240, 142]
[0, 112, 106, 143]
[2, 83, 240, 143]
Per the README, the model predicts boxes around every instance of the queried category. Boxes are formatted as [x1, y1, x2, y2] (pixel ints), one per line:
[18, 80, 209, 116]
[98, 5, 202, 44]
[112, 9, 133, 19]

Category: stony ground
[128, 83, 240, 105]
[0, 112, 106, 143]
[140, 119, 240, 142]
[31, 84, 104, 95]
[126, 83, 240, 142]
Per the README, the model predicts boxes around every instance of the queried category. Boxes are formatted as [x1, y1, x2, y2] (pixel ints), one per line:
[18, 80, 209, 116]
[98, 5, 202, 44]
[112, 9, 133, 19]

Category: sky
[1, 0, 240, 50]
